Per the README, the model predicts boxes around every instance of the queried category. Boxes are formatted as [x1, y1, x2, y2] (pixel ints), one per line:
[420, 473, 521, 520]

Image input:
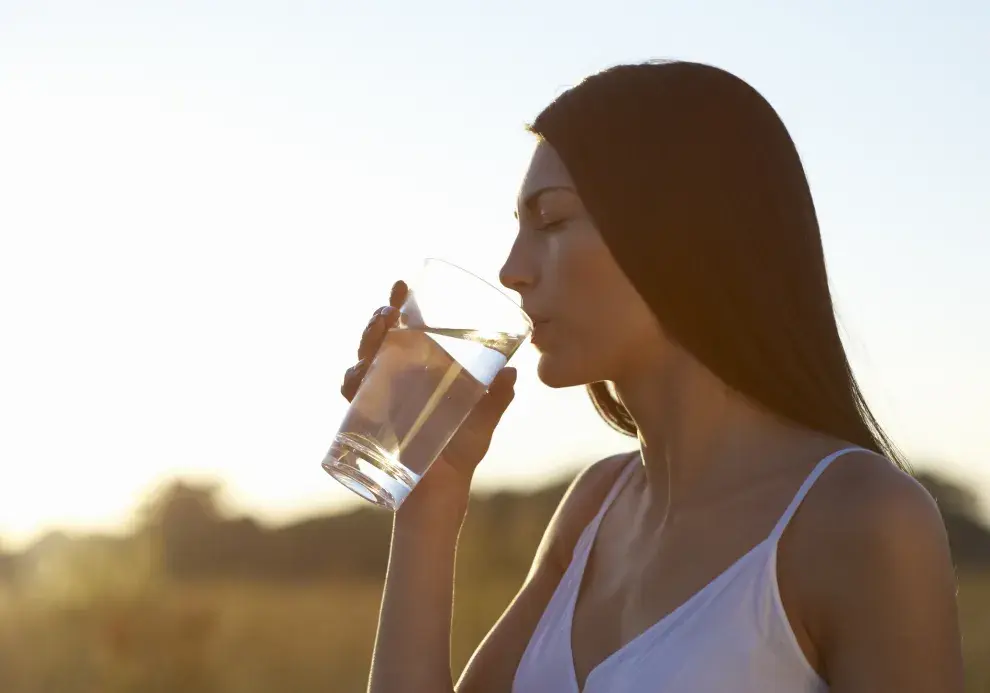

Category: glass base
[321, 433, 421, 511]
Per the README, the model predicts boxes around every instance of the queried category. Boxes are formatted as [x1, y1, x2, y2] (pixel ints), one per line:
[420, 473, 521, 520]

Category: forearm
[368, 501, 467, 693]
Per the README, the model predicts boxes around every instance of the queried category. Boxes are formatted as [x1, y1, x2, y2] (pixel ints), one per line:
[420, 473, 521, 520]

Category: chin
[535, 352, 594, 389]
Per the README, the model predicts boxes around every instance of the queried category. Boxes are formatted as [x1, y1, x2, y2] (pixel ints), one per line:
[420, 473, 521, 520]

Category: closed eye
[537, 218, 567, 232]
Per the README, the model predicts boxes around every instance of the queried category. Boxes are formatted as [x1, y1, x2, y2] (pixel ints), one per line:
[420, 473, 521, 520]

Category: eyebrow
[514, 185, 575, 219]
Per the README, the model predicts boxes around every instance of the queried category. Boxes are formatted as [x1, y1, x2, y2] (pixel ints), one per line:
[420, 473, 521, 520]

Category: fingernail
[351, 356, 369, 371]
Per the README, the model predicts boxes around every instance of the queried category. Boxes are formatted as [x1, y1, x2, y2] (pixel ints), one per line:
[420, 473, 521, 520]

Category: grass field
[0, 572, 987, 692]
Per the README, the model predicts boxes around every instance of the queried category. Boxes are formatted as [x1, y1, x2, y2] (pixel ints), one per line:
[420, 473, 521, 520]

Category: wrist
[394, 488, 469, 536]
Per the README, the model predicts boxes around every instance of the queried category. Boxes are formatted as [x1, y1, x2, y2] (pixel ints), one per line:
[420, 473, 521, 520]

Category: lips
[530, 319, 550, 346]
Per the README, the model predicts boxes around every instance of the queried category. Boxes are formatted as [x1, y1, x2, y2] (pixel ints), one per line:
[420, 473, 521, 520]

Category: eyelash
[537, 218, 566, 232]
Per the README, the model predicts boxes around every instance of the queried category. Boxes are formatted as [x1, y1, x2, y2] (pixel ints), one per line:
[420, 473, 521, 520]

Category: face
[500, 140, 666, 388]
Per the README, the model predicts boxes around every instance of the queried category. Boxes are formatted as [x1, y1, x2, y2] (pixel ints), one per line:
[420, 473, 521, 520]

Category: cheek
[560, 230, 607, 282]
[544, 228, 653, 368]
[545, 226, 617, 311]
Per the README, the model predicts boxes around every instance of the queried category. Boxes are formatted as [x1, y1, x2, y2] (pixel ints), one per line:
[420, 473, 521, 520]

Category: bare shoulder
[785, 449, 963, 690]
[454, 451, 637, 693]
[561, 451, 635, 511]
[536, 451, 636, 574]
[796, 449, 949, 563]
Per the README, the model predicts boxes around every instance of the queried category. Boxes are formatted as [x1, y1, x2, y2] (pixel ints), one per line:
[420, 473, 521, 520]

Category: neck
[611, 350, 813, 512]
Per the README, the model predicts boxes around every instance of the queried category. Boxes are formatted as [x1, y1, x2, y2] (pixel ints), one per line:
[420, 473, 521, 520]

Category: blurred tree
[915, 471, 983, 519]
[136, 480, 226, 580]
[915, 471, 990, 568]
[32, 466, 984, 584]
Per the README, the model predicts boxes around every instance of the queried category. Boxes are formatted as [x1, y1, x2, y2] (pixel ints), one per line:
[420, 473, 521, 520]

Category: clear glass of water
[322, 258, 533, 511]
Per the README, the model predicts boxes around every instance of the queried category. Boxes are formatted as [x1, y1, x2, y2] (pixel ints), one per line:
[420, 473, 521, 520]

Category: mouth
[529, 318, 551, 346]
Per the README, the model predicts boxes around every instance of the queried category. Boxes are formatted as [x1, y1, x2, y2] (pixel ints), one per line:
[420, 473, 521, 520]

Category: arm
[806, 458, 965, 692]
[367, 492, 467, 693]
[455, 453, 631, 693]
[366, 452, 630, 693]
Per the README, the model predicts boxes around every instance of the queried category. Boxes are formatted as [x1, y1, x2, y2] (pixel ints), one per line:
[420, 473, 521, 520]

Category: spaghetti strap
[572, 452, 639, 558]
[598, 452, 639, 517]
[768, 446, 868, 543]
[513, 447, 871, 693]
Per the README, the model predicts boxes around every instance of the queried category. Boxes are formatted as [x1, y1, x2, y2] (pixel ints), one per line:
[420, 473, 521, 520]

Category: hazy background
[1, 0, 988, 547]
[2, 2, 990, 692]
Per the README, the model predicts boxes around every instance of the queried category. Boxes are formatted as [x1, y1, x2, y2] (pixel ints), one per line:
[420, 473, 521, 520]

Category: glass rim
[421, 257, 534, 331]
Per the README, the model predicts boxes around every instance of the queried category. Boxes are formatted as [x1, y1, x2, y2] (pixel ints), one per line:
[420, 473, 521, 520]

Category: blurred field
[0, 571, 987, 692]
[1, 471, 988, 692]
[959, 573, 990, 692]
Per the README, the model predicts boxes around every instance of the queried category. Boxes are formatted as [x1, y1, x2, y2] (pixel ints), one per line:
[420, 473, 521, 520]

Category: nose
[499, 236, 536, 294]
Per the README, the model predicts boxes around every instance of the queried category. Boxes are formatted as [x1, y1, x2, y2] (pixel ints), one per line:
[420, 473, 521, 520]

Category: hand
[341, 280, 518, 514]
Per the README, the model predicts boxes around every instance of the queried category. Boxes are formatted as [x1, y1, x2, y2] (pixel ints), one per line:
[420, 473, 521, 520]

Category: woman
[342, 61, 964, 692]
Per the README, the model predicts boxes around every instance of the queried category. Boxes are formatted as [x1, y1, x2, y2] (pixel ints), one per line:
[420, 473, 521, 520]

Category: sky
[0, 0, 987, 550]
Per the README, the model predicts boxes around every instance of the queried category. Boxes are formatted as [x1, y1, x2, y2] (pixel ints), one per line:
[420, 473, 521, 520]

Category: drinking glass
[322, 258, 532, 510]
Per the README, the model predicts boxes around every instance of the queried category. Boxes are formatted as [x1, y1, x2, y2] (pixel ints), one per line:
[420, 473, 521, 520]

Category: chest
[570, 493, 796, 690]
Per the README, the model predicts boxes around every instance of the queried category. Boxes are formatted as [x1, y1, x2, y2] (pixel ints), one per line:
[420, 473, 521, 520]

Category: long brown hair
[531, 61, 904, 467]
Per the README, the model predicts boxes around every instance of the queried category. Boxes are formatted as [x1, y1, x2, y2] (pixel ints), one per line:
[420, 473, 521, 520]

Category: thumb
[475, 367, 517, 426]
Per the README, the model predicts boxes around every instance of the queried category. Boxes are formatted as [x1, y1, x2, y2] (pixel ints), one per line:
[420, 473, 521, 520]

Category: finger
[357, 304, 402, 361]
[494, 367, 518, 402]
[357, 307, 389, 361]
[340, 359, 369, 401]
[381, 304, 401, 329]
[340, 359, 370, 401]
[474, 367, 517, 427]
[389, 280, 408, 309]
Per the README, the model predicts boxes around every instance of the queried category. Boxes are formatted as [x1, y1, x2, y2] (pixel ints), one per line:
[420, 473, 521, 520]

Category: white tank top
[513, 447, 866, 693]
